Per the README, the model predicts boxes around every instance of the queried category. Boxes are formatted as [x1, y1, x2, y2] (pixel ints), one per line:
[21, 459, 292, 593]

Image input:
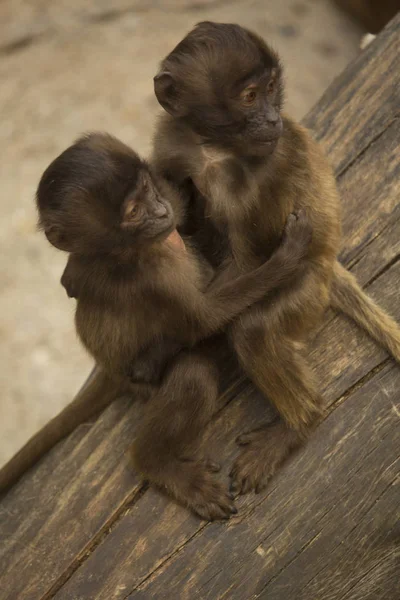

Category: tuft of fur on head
[35, 132, 145, 254]
[159, 21, 283, 108]
[154, 22, 285, 151]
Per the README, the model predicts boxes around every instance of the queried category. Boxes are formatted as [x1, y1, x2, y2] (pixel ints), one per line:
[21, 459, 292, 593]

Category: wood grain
[304, 13, 399, 176]
[123, 363, 400, 599]
[0, 399, 143, 600]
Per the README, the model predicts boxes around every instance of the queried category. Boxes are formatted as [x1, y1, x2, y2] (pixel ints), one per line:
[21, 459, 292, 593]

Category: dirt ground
[0, 0, 362, 466]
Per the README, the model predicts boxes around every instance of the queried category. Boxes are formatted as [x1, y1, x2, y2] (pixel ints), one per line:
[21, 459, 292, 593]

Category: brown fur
[152, 21, 400, 494]
[0, 132, 311, 519]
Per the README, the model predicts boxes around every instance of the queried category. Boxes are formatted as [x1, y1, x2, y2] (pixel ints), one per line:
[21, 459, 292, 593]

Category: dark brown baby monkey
[152, 21, 400, 495]
[11, 132, 311, 519]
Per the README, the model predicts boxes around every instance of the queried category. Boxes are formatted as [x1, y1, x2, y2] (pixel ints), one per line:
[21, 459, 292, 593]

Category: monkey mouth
[253, 135, 279, 145]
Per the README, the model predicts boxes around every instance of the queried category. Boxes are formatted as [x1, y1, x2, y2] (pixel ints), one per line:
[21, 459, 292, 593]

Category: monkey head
[36, 133, 175, 256]
[154, 22, 284, 156]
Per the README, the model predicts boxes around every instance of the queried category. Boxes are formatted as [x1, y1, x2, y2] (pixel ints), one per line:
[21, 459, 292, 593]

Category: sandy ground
[0, 0, 362, 466]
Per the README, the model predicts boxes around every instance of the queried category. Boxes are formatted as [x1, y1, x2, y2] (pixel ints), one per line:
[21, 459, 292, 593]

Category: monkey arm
[128, 339, 183, 384]
[187, 212, 312, 344]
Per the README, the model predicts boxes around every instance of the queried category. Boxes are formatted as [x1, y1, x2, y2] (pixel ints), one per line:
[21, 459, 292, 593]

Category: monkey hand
[279, 209, 313, 262]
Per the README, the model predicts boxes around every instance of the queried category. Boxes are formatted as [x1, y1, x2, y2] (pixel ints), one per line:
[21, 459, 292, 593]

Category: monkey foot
[169, 458, 237, 521]
[229, 422, 302, 495]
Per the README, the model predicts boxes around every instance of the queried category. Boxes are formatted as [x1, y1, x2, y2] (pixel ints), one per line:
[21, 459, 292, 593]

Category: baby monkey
[35, 133, 311, 519]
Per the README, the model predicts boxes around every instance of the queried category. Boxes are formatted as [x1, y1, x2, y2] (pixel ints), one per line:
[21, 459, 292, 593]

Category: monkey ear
[154, 71, 187, 118]
[44, 225, 70, 251]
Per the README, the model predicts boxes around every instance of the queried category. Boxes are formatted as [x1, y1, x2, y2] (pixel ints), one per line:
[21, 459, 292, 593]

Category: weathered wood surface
[1, 14, 399, 600]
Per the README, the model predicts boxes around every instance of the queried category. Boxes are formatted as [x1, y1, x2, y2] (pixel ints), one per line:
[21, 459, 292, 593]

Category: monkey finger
[285, 213, 298, 227]
[229, 471, 241, 496]
[236, 432, 252, 446]
[229, 480, 240, 496]
[229, 471, 246, 496]
[204, 459, 221, 473]
[238, 476, 253, 496]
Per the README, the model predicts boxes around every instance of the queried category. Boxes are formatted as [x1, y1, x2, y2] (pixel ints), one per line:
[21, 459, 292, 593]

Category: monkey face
[154, 22, 284, 156]
[120, 171, 175, 242]
[37, 133, 175, 255]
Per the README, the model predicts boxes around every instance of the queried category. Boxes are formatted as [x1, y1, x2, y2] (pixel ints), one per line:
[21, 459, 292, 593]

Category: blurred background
[0, 0, 389, 466]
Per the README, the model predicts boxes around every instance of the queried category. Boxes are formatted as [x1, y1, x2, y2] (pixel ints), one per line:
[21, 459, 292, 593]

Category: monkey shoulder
[153, 115, 198, 183]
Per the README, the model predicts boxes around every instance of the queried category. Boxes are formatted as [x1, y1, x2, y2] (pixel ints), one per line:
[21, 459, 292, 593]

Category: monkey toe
[193, 489, 237, 521]
[233, 422, 303, 495]
[203, 459, 221, 473]
[286, 213, 297, 225]
[195, 498, 237, 521]
[230, 452, 271, 496]
[236, 431, 256, 446]
[172, 460, 237, 521]
[181, 456, 221, 472]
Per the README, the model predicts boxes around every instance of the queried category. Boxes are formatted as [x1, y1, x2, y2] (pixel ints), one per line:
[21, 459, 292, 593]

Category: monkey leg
[229, 269, 330, 494]
[131, 350, 237, 521]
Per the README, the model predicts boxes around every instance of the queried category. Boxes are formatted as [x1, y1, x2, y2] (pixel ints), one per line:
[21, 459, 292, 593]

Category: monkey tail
[331, 260, 400, 362]
[0, 366, 126, 495]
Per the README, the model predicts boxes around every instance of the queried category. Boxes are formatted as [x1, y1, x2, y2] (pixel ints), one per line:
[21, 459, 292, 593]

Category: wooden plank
[46, 253, 400, 600]
[304, 13, 399, 175]
[0, 399, 143, 600]
[0, 347, 244, 600]
[311, 259, 400, 403]
[51, 383, 274, 600]
[337, 117, 400, 268]
[308, 117, 400, 397]
[103, 362, 399, 599]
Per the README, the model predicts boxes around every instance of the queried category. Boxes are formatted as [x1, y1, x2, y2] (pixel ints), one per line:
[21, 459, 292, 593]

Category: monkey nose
[154, 202, 168, 218]
[265, 107, 280, 125]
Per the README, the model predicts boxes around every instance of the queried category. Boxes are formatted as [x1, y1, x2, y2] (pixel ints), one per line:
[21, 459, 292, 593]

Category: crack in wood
[255, 470, 399, 599]
[44, 482, 149, 600]
[339, 544, 400, 600]
[327, 359, 391, 412]
[364, 253, 400, 290]
[126, 522, 209, 598]
[302, 470, 400, 599]
[336, 115, 399, 181]
[342, 203, 400, 273]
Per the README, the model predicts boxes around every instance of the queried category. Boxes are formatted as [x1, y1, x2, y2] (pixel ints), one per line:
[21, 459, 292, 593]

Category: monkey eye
[130, 204, 138, 216]
[241, 87, 258, 106]
[122, 199, 139, 222]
